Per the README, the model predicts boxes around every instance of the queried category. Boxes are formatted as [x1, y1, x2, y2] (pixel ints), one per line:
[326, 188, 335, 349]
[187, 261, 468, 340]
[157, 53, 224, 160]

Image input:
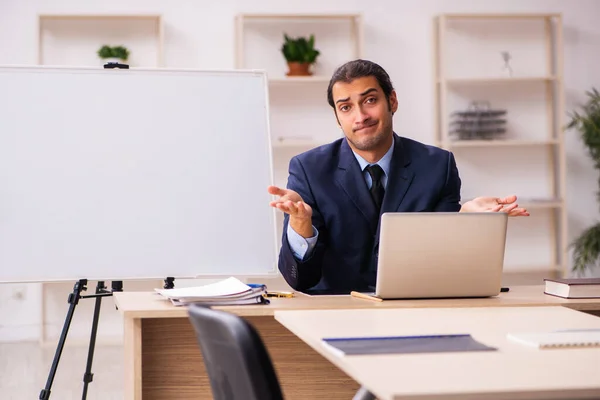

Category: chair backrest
[187, 304, 284, 400]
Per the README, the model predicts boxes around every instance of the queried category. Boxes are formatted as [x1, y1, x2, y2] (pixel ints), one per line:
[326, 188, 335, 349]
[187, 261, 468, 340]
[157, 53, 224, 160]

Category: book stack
[544, 277, 600, 299]
[155, 277, 269, 306]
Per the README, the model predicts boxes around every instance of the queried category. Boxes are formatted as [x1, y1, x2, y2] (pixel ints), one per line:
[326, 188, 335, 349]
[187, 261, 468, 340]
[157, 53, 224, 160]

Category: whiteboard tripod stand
[0, 63, 278, 397]
[39, 279, 122, 400]
[39, 274, 177, 400]
[39, 62, 132, 400]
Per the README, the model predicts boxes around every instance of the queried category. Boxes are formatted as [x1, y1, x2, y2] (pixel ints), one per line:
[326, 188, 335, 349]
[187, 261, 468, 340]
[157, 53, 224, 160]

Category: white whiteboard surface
[0, 65, 278, 282]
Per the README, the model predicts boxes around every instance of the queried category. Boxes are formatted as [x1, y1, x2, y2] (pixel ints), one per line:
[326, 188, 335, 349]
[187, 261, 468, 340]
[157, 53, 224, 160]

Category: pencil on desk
[265, 291, 295, 298]
[350, 291, 383, 302]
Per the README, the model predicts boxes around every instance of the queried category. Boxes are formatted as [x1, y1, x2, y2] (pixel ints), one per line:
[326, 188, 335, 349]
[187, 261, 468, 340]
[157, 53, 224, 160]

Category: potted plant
[567, 88, 600, 275]
[97, 45, 130, 64]
[280, 34, 320, 76]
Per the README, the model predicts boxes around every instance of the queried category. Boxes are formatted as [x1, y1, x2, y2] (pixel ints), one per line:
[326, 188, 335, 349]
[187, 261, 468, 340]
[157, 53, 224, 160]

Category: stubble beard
[347, 120, 392, 152]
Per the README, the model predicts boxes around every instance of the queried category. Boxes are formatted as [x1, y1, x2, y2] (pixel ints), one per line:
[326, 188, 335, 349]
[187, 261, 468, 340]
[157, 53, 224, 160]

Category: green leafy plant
[567, 88, 600, 274]
[97, 45, 130, 61]
[281, 34, 320, 64]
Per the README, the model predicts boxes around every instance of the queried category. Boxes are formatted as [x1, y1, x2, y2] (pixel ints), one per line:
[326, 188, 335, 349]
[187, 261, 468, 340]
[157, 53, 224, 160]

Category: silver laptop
[373, 212, 508, 299]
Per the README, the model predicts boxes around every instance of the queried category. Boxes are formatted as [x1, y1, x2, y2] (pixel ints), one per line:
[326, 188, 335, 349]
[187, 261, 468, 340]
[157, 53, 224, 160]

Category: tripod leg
[39, 279, 87, 400]
[81, 281, 105, 400]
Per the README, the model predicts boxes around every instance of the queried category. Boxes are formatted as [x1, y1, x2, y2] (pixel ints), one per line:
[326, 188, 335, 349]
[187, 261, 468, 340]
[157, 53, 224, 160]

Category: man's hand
[267, 186, 314, 237]
[460, 195, 530, 217]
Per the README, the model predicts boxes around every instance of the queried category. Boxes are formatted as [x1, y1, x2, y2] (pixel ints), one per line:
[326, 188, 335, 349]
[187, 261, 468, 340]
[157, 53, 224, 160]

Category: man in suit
[268, 59, 528, 294]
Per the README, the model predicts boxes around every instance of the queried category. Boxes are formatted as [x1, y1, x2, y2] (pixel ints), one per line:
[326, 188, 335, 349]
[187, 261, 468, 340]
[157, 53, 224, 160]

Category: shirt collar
[351, 139, 394, 177]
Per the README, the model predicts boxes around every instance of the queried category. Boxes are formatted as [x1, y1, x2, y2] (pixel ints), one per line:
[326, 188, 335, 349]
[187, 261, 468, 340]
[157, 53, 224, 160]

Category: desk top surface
[274, 306, 600, 400]
[113, 285, 600, 319]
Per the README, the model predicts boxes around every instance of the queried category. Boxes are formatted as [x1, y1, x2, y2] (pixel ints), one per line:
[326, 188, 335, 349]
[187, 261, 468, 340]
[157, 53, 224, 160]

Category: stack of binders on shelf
[155, 277, 269, 306]
[450, 100, 507, 140]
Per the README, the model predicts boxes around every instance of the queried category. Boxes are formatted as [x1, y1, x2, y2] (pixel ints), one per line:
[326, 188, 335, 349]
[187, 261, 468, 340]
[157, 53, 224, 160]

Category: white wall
[1, 0, 599, 344]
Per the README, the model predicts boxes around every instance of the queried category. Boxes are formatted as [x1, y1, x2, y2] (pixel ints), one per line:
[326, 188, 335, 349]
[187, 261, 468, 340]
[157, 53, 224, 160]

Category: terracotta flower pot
[286, 62, 312, 76]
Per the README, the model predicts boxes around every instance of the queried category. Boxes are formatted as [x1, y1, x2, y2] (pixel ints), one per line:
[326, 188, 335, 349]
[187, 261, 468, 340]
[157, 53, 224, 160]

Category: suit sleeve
[433, 151, 462, 212]
[286, 223, 319, 260]
[278, 156, 327, 291]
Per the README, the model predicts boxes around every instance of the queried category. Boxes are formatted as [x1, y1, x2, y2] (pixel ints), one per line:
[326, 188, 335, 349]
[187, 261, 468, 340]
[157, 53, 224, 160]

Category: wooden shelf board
[440, 76, 557, 85]
[39, 14, 161, 20]
[269, 76, 330, 84]
[272, 139, 332, 148]
[441, 13, 560, 20]
[238, 13, 360, 20]
[443, 139, 559, 148]
[503, 265, 561, 272]
[462, 198, 563, 209]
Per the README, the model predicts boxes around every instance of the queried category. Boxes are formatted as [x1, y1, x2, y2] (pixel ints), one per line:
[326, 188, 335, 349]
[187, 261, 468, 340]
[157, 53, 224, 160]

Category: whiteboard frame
[0, 64, 281, 283]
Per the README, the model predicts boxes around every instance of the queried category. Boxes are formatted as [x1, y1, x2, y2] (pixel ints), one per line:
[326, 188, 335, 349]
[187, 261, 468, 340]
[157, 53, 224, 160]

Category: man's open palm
[267, 186, 313, 220]
[463, 195, 530, 217]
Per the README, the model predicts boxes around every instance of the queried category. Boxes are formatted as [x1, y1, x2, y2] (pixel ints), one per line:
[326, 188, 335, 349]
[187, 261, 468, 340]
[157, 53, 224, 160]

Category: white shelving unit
[235, 13, 363, 73]
[434, 13, 567, 281]
[36, 14, 165, 345]
[235, 13, 363, 245]
[38, 14, 164, 67]
[235, 13, 363, 147]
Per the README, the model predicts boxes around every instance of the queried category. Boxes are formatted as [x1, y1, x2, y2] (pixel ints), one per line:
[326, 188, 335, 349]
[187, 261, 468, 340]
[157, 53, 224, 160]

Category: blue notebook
[322, 334, 496, 356]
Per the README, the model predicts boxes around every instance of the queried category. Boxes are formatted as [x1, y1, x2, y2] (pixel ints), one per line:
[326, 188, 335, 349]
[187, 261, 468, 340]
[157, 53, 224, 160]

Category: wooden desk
[274, 306, 600, 400]
[113, 286, 600, 399]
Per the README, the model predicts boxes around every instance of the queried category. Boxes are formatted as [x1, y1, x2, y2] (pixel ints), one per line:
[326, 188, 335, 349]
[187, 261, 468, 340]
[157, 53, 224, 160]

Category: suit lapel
[373, 135, 415, 248]
[381, 134, 414, 214]
[335, 139, 379, 233]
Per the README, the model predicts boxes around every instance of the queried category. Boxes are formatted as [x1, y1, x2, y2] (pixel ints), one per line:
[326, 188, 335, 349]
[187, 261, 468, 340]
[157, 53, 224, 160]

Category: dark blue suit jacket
[278, 133, 462, 293]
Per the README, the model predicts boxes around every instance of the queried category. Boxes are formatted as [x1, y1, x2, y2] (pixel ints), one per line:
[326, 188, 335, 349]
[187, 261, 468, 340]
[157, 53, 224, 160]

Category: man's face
[332, 76, 398, 153]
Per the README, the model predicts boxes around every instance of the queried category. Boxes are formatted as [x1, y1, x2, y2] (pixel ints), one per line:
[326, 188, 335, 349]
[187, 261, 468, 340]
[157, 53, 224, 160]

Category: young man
[268, 59, 528, 294]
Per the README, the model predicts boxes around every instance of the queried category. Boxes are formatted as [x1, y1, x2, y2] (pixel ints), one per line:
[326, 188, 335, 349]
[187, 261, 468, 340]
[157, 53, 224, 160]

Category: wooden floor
[0, 342, 123, 400]
[0, 318, 360, 400]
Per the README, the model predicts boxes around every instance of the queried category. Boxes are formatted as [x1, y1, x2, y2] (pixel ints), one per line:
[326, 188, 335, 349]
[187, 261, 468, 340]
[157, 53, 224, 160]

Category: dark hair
[326, 59, 394, 109]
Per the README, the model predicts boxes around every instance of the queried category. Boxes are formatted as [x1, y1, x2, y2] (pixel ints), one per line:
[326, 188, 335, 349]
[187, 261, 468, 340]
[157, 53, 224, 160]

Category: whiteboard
[0, 65, 278, 282]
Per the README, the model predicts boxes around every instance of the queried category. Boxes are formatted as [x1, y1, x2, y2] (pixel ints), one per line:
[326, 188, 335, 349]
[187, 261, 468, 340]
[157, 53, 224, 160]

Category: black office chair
[187, 304, 285, 400]
[188, 304, 377, 400]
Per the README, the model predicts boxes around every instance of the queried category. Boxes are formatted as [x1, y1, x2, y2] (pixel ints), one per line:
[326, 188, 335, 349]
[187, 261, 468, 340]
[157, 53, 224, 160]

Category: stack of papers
[155, 277, 269, 306]
[507, 329, 600, 349]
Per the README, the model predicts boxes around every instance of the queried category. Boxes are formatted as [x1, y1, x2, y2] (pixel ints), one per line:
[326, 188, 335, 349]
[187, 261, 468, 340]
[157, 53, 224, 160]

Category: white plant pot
[101, 57, 127, 65]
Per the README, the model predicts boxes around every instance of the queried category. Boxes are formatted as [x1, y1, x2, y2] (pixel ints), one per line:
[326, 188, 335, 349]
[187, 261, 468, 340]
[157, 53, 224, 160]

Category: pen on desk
[265, 291, 294, 298]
